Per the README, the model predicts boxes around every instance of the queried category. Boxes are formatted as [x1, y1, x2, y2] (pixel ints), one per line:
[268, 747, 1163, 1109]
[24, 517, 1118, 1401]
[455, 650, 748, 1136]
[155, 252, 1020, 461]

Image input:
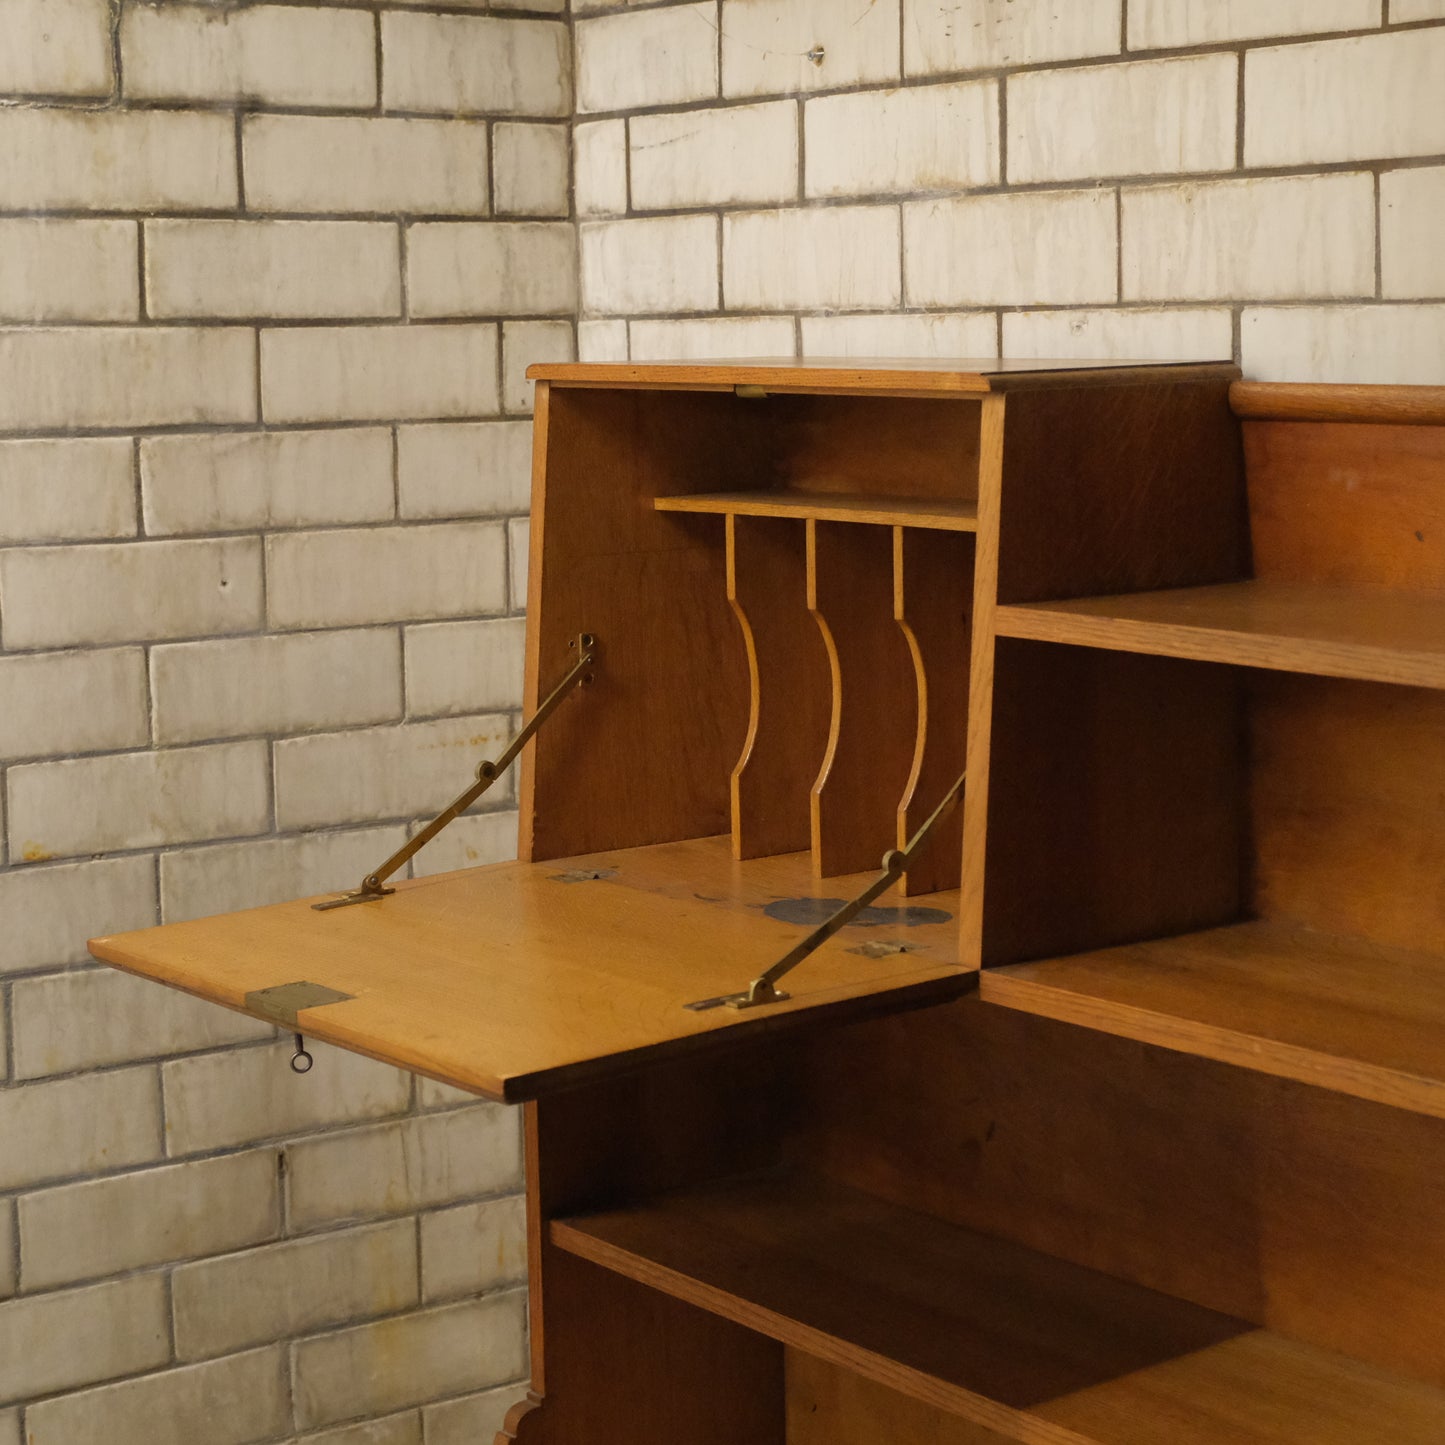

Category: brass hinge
[684, 768, 967, 1012]
[313, 633, 601, 911]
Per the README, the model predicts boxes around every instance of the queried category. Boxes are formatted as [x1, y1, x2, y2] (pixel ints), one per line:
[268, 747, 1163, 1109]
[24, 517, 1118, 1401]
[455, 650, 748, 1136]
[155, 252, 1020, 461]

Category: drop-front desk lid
[90, 836, 972, 1103]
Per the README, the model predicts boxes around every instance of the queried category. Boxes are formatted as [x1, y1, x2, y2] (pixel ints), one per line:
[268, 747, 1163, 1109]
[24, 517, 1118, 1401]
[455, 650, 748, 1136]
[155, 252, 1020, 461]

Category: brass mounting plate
[244, 981, 355, 1029]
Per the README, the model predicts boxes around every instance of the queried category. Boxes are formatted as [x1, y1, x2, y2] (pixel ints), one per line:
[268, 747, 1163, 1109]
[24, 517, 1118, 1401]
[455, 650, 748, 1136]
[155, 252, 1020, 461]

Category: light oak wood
[1231, 381, 1445, 425]
[996, 580, 1445, 689]
[981, 920, 1445, 1117]
[656, 490, 979, 531]
[91, 837, 971, 1103]
[552, 1170, 1445, 1445]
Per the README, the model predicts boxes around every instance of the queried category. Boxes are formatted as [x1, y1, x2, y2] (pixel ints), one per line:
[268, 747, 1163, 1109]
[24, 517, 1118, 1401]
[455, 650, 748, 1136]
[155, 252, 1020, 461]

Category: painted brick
[577, 4, 717, 113]
[0, 537, 262, 649]
[580, 215, 719, 315]
[1130, 0, 1381, 47]
[11, 968, 270, 1079]
[260, 324, 500, 423]
[407, 223, 577, 318]
[1003, 308, 1234, 361]
[244, 115, 489, 215]
[0, 1209, 13, 1299]
[629, 316, 797, 361]
[425, 1387, 528, 1445]
[288, 1106, 523, 1229]
[0, 219, 138, 322]
[1393, 0, 1445, 16]
[405, 618, 526, 718]
[906, 0, 1120, 76]
[24, 1348, 287, 1445]
[725, 206, 900, 311]
[0, 1276, 168, 1407]
[1123, 173, 1376, 302]
[381, 13, 570, 116]
[397, 421, 531, 519]
[302, 1418, 423, 1445]
[800, 311, 997, 359]
[1242, 304, 1445, 384]
[0, 856, 157, 977]
[151, 629, 402, 744]
[574, 119, 627, 216]
[1009, 54, 1236, 184]
[631, 102, 798, 210]
[806, 81, 997, 199]
[1246, 29, 1445, 166]
[0, 1068, 160, 1191]
[1382, 165, 1445, 299]
[494, 123, 570, 217]
[121, 4, 375, 106]
[0, 108, 235, 210]
[7, 741, 270, 859]
[0, 0, 112, 95]
[141, 427, 395, 536]
[295, 1294, 528, 1428]
[0, 438, 135, 543]
[509, 517, 529, 608]
[420, 1195, 527, 1302]
[174, 1221, 418, 1361]
[419, 1077, 478, 1110]
[577, 320, 628, 361]
[0, 327, 255, 431]
[410, 809, 518, 876]
[165, 1041, 410, 1154]
[0, 648, 148, 761]
[275, 714, 510, 829]
[904, 189, 1118, 307]
[266, 522, 507, 629]
[722, 0, 899, 97]
[20, 1150, 280, 1290]
[160, 826, 405, 922]
[146, 219, 400, 320]
[503, 320, 574, 414]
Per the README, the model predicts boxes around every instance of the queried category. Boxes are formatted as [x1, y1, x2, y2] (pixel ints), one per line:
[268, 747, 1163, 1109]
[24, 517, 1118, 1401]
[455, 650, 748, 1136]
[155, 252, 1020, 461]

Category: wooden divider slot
[727, 514, 831, 860]
[808, 520, 917, 879]
[894, 528, 973, 896]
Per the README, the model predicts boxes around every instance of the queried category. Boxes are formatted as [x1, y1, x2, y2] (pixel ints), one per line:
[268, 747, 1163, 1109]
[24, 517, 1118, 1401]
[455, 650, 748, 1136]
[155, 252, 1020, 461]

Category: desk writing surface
[89, 836, 971, 1103]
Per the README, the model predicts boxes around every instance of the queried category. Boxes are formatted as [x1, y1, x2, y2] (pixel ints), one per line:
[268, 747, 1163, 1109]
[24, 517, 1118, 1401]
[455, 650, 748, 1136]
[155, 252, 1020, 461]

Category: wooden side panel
[1251, 674, 1445, 954]
[792, 998, 1445, 1388]
[807, 520, 917, 878]
[521, 388, 750, 860]
[894, 528, 973, 895]
[728, 515, 831, 860]
[1245, 419, 1445, 593]
[996, 381, 1247, 604]
[980, 641, 1245, 967]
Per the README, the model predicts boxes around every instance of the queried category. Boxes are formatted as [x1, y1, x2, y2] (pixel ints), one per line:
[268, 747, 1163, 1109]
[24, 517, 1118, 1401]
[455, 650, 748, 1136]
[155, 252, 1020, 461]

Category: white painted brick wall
[407, 223, 577, 317]
[631, 102, 800, 210]
[405, 618, 527, 717]
[0, 0, 112, 96]
[396, 420, 532, 518]
[580, 215, 720, 315]
[1130, 0, 1381, 47]
[725, 206, 901, 311]
[1381, 166, 1445, 298]
[494, 123, 570, 217]
[0, 219, 138, 322]
[629, 315, 798, 361]
[721, 0, 900, 97]
[577, 4, 718, 113]
[420, 1195, 528, 1301]
[906, 0, 1120, 76]
[575, 119, 628, 216]
[0, 439, 136, 542]
[0, 649, 149, 760]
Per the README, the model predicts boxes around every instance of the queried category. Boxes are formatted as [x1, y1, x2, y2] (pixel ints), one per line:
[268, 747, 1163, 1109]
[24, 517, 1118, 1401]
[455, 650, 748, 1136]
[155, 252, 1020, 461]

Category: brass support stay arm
[685, 767, 967, 1012]
[314, 633, 599, 911]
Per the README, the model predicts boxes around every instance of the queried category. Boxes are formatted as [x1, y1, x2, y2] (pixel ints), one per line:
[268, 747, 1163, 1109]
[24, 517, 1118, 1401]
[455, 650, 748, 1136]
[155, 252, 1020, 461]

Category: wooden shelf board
[981, 920, 1445, 1118]
[655, 490, 979, 532]
[551, 1172, 1445, 1445]
[89, 836, 972, 1104]
[997, 581, 1445, 689]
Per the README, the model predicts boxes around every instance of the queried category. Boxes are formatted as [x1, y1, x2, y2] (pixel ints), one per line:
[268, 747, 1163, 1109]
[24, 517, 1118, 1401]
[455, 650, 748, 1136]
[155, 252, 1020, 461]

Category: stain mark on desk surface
[763, 897, 952, 928]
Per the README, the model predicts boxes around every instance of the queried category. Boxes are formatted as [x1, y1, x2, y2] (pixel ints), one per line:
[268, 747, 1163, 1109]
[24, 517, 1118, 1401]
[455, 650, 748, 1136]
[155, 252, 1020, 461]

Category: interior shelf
[89, 836, 971, 1103]
[551, 1171, 1445, 1445]
[981, 920, 1445, 1119]
[655, 489, 979, 532]
[996, 581, 1445, 688]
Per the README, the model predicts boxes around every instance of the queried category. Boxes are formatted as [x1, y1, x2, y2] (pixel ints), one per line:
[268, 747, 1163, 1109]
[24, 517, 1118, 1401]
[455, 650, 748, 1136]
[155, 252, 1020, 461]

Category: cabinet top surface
[527, 357, 1241, 394]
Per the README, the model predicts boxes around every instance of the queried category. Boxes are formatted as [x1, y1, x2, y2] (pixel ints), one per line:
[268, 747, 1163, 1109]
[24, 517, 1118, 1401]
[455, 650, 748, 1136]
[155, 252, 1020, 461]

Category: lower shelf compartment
[980, 920, 1445, 1119]
[551, 1172, 1445, 1445]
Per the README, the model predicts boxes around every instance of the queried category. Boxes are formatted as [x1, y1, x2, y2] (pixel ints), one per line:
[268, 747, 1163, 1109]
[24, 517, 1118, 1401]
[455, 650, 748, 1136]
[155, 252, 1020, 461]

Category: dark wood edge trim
[1231, 382, 1445, 426]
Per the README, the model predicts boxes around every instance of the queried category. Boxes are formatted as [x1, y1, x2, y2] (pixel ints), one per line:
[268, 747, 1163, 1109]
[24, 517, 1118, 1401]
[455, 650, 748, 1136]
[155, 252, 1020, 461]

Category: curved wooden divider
[894, 528, 973, 896]
[807, 520, 917, 879]
[727, 514, 830, 860]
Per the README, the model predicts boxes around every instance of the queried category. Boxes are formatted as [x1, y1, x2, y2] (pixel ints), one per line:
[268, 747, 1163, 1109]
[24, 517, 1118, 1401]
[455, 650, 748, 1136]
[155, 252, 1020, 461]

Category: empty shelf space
[981, 920, 1445, 1118]
[997, 581, 1445, 688]
[655, 490, 979, 532]
[551, 1172, 1445, 1445]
